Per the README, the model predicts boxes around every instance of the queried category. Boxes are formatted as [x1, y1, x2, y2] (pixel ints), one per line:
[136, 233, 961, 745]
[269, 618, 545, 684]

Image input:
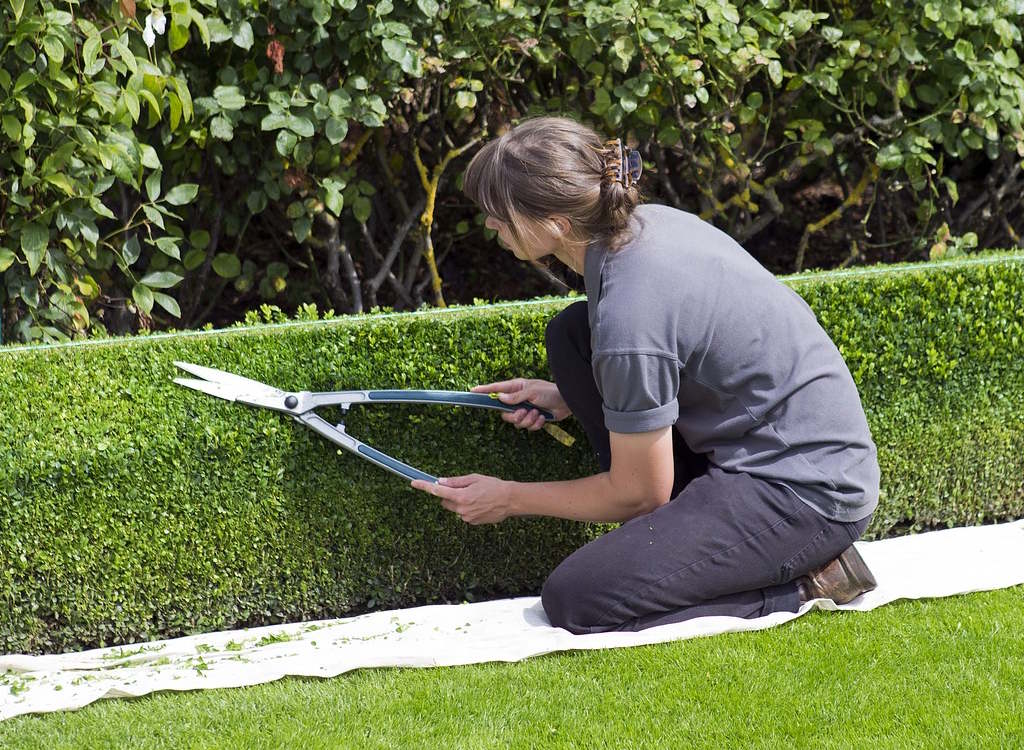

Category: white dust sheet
[2, 520, 1022, 721]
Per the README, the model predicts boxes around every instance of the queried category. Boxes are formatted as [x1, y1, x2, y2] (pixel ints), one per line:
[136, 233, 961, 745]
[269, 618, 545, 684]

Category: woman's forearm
[505, 472, 659, 523]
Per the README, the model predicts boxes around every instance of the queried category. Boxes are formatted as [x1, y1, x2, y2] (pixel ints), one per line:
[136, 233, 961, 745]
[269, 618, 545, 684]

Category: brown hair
[462, 116, 642, 250]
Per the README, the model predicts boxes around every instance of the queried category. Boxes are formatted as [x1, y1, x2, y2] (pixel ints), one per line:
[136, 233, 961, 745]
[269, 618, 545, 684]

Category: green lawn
[3, 587, 1023, 749]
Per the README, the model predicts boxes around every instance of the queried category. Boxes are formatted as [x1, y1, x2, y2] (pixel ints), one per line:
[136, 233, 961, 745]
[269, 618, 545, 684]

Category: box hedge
[2, 250, 1023, 654]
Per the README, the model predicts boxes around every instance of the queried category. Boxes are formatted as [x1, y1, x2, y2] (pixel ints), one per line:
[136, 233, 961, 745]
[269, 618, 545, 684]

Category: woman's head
[463, 116, 642, 260]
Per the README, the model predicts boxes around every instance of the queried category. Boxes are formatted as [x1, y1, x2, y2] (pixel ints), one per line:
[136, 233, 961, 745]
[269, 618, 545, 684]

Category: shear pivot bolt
[284, 395, 298, 409]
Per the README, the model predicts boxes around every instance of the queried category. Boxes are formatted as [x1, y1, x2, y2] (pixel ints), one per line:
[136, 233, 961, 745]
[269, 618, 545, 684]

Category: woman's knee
[541, 568, 585, 634]
[541, 558, 606, 634]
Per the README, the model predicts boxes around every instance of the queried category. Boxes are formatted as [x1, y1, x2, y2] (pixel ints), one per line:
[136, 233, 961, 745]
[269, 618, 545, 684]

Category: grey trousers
[541, 301, 871, 634]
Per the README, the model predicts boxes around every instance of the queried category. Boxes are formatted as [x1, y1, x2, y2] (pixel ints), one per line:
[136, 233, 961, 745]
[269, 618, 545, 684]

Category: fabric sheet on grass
[2, 520, 1023, 721]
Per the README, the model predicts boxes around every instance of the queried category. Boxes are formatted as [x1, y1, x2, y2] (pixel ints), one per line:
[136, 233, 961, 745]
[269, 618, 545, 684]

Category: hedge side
[2, 250, 1024, 654]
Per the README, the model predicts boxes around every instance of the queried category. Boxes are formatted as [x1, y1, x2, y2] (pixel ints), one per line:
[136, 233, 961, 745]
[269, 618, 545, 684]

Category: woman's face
[485, 215, 561, 262]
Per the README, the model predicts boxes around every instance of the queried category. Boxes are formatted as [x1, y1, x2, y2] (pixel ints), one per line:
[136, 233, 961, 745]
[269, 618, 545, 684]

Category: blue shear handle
[357, 444, 437, 483]
[367, 390, 554, 421]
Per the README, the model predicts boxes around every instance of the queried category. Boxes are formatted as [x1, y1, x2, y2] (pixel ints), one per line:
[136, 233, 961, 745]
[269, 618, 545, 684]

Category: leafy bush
[2, 251, 1023, 654]
[2, 0, 1024, 344]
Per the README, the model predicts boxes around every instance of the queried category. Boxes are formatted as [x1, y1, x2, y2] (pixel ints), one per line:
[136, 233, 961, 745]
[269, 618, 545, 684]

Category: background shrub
[2, 0, 1023, 343]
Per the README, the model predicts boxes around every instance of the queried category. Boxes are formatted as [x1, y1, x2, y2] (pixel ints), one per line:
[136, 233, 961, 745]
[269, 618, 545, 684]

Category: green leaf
[139, 143, 161, 170]
[261, 112, 288, 131]
[313, 1, 331, 25]
[767, 60, 783, 86]
[146, 171, 162, 202]
[212, 253, 241, 278]
[183, 248, 207, 270]
[210, 115, 234, 140]
[207, 18, 233, 43]
[44, 174, 76, 195]
[21, 223, 48, 275]
[417, 0, 439, 14]
[961, 128, 983, 150]
[213, 85, 245, 110]
[941, 176, 959, 206]
[123, 236, 142, 265]
[613, 36, 634, 65]
[152, 291, 181, 317]
[353, 195, 372, 223]
[286, 116, 314, 137]
[171, 78, 193, 124]
[876, 144, 904, 170]
[292, 216, 312, 243]
[276, 129, 298, 156]
[328, 89, 352, 116]
[953, 39, 975, 62]
[140, 271, 184, 289]
[232, 21, 254, 50]
[382, 38, 407, 64]
[247, 190, 268, 214]
[455, 90, 476, 109]
[132, 283, 154, 315]
[111, 40, 136, 74]
[164, 183, 199, 205]
[143, 204, 166, 229]
[169, 21, 190, 52]
[42, 35, 64, 66]
[326, 117, 348, 145]
[169, 92, 183, 130]
[153, 237, 181, 260]
[123, 90, 140, 122]
[0, 248, 16, 272]
[324, 188, 344, 216]
[3, 115, 20, 141]
[189, 229, 211, 250]
[140, 88, 162, 122]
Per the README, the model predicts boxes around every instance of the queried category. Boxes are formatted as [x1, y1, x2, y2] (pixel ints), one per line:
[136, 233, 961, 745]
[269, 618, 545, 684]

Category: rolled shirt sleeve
[592, 350, 680, 433]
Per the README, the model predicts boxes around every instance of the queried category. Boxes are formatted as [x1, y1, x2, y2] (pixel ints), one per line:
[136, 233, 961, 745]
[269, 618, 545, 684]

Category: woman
[410, 116, 879, 634]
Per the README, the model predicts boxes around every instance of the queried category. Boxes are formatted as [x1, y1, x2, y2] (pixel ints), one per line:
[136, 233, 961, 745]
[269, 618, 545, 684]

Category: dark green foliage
[2, 252, 1024, 654]
[4, 0, 1024, 342]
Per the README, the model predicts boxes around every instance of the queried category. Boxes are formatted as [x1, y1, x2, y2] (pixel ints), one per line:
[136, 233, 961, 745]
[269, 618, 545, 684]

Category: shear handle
[300, 413, 437, 483]
[366, 390, 555, 421]
[306, 390, 554, 421]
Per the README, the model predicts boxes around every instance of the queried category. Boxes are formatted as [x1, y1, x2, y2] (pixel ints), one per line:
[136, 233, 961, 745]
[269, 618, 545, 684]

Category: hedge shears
[173, 362, 567, 483]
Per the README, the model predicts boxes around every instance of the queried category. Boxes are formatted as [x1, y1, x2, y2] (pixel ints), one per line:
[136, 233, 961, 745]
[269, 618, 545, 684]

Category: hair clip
[602, 138, 642, 189]
[623, 146, 642, 188]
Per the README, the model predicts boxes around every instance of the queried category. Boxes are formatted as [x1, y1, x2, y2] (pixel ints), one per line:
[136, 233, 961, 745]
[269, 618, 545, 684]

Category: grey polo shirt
[584, 203, 879, 522]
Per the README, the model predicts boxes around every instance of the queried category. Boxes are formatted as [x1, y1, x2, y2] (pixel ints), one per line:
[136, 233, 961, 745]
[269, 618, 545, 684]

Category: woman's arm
[507, 426, 675, 522]
[412, 426, 675, 524]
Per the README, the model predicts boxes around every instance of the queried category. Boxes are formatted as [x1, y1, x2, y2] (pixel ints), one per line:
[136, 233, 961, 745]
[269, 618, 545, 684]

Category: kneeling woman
[411, 116, 879, 633]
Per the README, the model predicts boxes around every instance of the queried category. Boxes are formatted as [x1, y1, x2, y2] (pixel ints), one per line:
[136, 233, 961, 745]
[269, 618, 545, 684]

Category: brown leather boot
[797, 544, 878, 605]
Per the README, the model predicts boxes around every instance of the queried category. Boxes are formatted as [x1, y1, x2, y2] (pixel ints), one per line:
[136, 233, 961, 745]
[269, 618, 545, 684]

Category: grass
[2, 586, 1022, 749]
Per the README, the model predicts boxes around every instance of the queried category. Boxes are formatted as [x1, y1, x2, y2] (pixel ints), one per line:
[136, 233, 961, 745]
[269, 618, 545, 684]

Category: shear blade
[173, 377, 240, 402]
[173, 361, 277, 393]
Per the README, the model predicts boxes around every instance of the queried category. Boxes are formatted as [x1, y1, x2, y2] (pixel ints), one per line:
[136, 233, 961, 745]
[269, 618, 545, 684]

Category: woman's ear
[549, 215, 573, 237]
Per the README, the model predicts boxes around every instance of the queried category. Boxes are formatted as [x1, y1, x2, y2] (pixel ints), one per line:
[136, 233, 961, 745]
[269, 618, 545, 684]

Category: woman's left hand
[410, 474, 514, 525]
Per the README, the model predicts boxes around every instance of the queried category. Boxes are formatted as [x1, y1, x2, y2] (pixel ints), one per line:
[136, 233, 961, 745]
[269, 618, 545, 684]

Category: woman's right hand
[471, 378, 572, 431]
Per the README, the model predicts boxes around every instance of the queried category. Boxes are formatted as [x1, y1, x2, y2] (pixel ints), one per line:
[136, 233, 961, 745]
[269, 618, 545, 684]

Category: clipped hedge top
[3, 248, 1022, 357]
